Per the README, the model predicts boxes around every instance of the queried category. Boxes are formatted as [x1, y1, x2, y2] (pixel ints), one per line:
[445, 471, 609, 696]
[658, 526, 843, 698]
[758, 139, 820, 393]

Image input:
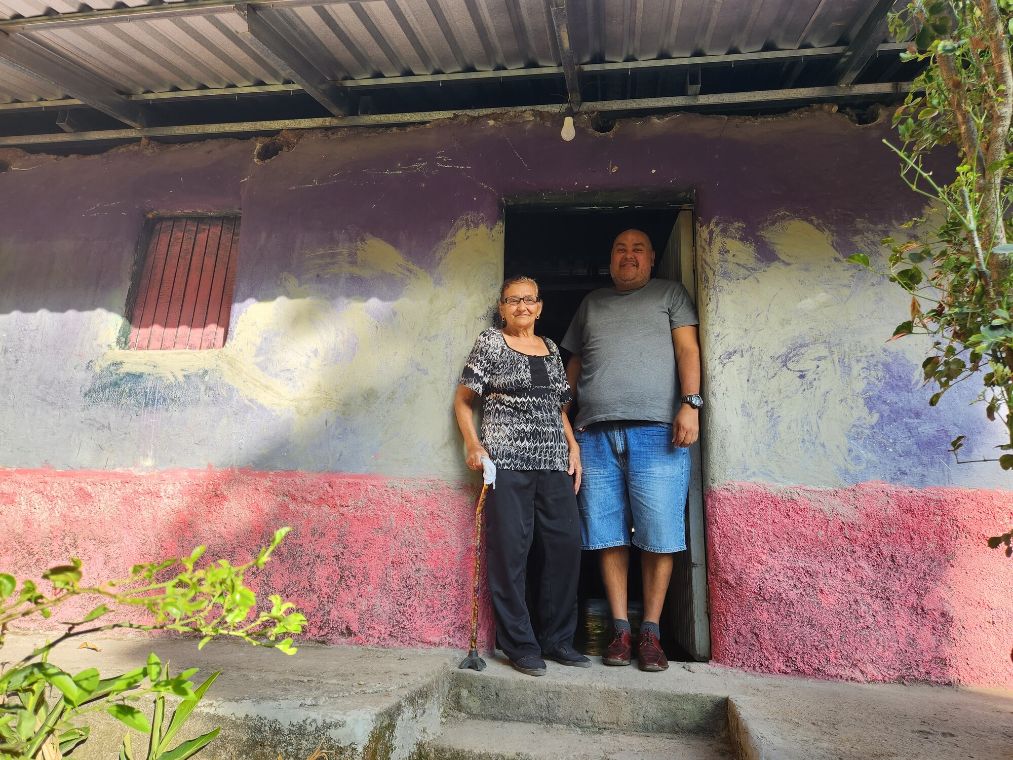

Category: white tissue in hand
[480, 456, 497, 487]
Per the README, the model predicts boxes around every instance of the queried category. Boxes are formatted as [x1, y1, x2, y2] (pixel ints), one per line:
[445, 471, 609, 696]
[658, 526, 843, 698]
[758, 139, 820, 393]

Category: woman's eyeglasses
[502, 296, 541, 306]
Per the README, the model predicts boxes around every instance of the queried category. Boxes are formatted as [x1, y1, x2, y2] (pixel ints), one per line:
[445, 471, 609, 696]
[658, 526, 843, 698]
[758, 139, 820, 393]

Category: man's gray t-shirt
[561, 279, 698, 429]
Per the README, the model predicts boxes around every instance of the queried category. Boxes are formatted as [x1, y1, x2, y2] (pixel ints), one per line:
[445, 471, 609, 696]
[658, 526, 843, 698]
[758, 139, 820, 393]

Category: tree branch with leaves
[0, 528, 306, 759]
[852, 0, 1013, 471]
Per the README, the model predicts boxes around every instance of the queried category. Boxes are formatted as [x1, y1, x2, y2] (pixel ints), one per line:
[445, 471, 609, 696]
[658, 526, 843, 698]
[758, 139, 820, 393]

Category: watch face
[686, 394, 703, 408]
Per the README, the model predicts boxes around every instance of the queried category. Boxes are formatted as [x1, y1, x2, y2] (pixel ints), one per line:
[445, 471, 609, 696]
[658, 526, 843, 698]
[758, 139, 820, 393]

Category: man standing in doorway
[561, 228, 702, 672]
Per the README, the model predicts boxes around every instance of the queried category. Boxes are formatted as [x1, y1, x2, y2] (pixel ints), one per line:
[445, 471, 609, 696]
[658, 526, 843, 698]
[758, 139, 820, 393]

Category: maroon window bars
[127, 216, 241, 350]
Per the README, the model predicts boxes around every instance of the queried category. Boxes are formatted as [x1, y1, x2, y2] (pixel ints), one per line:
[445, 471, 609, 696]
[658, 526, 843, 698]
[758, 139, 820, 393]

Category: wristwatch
[680, 394, 704, 409]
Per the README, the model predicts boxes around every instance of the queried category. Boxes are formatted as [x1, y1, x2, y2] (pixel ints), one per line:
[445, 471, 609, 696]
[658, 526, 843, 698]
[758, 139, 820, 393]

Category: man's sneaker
[510, 654, 547, 677]
[544, 643, 591, 668]
[602, 627, 632, 666]
[637, 629, 669, 672]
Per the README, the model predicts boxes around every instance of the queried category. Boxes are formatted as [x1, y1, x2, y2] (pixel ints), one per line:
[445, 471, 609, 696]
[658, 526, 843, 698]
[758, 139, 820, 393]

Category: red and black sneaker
[637, 629, 669, 672]
[602, 627, 632, 666]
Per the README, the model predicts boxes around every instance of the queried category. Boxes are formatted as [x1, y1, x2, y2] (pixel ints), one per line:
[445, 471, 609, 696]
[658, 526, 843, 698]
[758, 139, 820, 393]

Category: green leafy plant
[0, 527, 306, 759]
[115, 667, 220, 760]
[851, 0, 1013, 469]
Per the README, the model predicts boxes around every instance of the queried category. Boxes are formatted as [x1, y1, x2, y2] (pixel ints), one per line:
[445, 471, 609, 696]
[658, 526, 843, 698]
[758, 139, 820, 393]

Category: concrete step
[449, 668, 729, 736]
[414, 717, 736, 760]
[9, 636, 1005, 760]
[1, 634, 459, 760]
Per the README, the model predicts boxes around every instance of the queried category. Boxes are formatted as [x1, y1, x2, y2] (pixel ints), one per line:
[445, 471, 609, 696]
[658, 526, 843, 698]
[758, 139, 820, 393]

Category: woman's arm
[454, 384, 489, 471]
[561, 410, 581, 493]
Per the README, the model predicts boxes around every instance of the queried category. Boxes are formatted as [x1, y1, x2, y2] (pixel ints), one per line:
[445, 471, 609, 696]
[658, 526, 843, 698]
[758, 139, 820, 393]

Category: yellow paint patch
[303, 236, 430, 285]
[92, 221, 503, 472]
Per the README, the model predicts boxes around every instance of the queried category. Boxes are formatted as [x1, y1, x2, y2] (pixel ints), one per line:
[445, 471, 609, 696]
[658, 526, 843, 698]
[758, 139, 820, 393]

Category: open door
[656, 209, 711, 661]
[504, 197, 711, 662]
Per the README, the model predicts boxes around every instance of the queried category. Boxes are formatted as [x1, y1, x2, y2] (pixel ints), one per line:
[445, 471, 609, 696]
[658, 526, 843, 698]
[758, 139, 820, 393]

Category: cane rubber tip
[459, 650, 487, 671]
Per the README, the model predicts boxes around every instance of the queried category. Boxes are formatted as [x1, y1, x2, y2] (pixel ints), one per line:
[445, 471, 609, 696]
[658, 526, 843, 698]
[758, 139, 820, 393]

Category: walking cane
[459, 457, 495, 671]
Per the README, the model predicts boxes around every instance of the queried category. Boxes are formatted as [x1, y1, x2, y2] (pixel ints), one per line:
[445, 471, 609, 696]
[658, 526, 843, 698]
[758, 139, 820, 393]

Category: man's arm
[672, 325, 701, 447]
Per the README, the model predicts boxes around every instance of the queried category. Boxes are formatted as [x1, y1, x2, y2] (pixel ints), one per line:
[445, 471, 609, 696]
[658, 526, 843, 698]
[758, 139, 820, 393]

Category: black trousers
[485, 469, 581, 660]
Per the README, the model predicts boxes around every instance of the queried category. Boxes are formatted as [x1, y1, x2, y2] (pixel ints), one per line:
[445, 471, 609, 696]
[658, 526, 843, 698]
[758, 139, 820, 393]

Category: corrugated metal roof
[1, 0, 904, 87]
[27, 13, 286, 95]
[570, 0, 886, 59]
[0, 0, 917, 146]
[0, 59, 63, 101]
[0, 0, 196, 18]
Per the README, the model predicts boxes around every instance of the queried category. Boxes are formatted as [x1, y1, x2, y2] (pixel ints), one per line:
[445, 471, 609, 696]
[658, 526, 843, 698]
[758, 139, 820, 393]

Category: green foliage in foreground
[852, 0, 1013, 471]
[0, 527, 306, 759]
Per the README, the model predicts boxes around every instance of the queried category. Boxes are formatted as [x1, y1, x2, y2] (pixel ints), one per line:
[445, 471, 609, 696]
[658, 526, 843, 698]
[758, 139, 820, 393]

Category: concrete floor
[3, 634, 1011, 759]
[457, 655, 1013, 760]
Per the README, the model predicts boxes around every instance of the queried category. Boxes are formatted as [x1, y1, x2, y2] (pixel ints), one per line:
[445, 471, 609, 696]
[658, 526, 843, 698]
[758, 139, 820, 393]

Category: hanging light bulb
[560, 115, 576, 142]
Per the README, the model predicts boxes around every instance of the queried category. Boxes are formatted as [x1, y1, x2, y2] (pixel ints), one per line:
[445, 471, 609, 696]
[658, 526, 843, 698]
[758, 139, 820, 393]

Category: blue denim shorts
[575, 422, 690, 553]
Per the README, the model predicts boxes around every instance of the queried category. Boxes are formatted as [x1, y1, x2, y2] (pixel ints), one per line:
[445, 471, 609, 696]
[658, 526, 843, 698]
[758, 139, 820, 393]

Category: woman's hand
[568, 445, 582, 493]
[466, 443, 490, 471]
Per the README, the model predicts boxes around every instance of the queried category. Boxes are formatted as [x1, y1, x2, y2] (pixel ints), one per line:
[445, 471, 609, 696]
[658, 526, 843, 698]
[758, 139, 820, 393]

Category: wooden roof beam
[0, 31, 149, 127]
[237, 4, 349, 117]
[0, 44, 912, 117]
[0, 83, 915, 148]
[833, 0, 897, 85]
[549, 0, 581, 112]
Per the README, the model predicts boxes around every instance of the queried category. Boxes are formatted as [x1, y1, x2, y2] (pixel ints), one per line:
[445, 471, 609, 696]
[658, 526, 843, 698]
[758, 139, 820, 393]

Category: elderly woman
[454, 275, 588, 676]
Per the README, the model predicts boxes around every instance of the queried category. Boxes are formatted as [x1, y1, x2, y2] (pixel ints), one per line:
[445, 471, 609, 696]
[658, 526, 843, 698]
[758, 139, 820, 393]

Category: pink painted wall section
[0, 468, 493, 649]
[707, 482, 1013, 686]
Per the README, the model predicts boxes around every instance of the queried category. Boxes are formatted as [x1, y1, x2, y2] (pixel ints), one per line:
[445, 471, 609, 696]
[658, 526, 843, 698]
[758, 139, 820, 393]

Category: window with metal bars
[126, 215, 241, 350]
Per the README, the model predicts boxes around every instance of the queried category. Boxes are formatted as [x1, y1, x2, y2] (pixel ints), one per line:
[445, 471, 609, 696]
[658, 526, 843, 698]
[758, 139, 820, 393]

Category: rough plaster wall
[697, 215, 994, 488]
[707, 481, 1013, 686]
[0, 113, 1010, 684]
[84, 223, 502, 474]
[0, 468, 494, 648]
[0, 111, 1006, 488]
[1, 225, 501, 478]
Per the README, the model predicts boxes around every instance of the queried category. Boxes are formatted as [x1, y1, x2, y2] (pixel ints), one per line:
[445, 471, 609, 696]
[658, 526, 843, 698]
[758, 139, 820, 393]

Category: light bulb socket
[560, 115, 576, 142]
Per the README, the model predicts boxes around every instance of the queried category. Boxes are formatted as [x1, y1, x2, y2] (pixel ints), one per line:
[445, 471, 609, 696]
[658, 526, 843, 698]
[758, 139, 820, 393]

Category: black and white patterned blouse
[459, 328, 572, 472]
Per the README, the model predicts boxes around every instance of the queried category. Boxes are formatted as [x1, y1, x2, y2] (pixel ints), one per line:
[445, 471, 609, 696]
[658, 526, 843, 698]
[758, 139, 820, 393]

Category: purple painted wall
[1, 111, 1009, 684]
[0, 112, 1000, 484]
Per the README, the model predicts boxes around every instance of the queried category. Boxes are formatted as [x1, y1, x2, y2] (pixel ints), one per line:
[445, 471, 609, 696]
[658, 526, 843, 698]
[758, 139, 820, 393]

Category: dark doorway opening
[503, 196, 709, 663]
[503, 207, 681, 347]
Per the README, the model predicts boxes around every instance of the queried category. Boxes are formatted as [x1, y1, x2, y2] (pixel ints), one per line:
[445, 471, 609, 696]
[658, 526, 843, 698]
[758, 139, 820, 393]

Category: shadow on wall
[0, 466, 495, 649]
[0, 213, 504, 640]
[697, 216, 1003, 488]
[1, 219, 504, 475]
[165, 469, 494, 648]
[0, 109, 934, 320]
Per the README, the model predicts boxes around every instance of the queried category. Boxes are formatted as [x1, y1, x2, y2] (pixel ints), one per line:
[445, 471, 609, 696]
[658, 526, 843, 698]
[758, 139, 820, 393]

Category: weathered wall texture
[0, 111, 1009, 685]
[0, 468, 491, 647]
[699, 216, 981, 489]
[708, 482, 1011, 685]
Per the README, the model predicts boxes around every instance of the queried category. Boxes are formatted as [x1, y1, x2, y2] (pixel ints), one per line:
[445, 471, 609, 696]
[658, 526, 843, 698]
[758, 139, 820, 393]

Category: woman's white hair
[499, 275, 540, 301]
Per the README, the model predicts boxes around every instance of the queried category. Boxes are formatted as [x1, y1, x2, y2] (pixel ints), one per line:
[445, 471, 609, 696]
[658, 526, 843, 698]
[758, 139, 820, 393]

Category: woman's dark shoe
[602, 628, 632, 666]
[637, 630, 669, 672]
[510, 654, 547, 676]
[544, 644, 591, 668]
